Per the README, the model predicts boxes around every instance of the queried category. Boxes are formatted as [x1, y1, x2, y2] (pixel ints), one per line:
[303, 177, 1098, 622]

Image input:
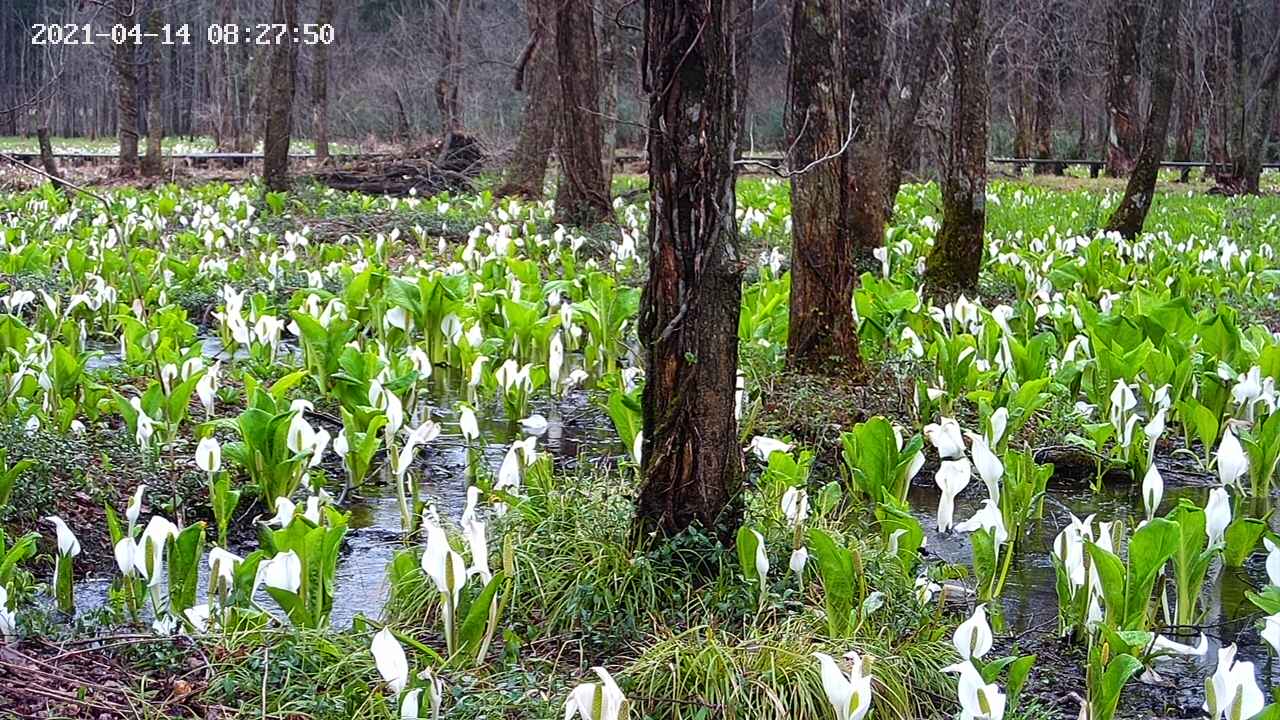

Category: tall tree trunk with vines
[634, 0, 742, 542]
[784, 0, 864, 374]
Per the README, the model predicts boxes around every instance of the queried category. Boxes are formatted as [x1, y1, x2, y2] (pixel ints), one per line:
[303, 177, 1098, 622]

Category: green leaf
[456, 572, 507, 664]
[808, 528, 855, 637]
[167, 523, 206, 615]
[736, 526, 762, 585]
[1224, 517, 1267, 567]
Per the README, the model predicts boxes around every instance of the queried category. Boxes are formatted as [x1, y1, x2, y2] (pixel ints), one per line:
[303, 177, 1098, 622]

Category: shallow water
[909, 458, 1280, 685]
[68, 361, 620, 628]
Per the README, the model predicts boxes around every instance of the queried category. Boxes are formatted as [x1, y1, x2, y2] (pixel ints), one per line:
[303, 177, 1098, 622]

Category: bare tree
[142, 1, 164, 177]
[635, 0, 741, 541]
[554, 0, 612, 224]
[313, 0, 335, 163]
[113, 0, 140, 177]
[435, 0, 466, 134]
[262, 0, 299, 192]
[1104, 0, 1145, 177]
[884, 0, 943, 216]
[1105, 0, 1181, 237]
[496, 0, 560, 198]
[923, 0, 988, 298]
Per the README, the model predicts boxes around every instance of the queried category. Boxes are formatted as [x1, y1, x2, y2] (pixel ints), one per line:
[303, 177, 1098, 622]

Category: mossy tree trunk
[923, 0, 988, 299]
[635, 0, 742, 543]
[554, 0, 612, 225]
[1104, 0, 1180, 239]
[496, 0, 560, 199]
[262, 0, 298, 192]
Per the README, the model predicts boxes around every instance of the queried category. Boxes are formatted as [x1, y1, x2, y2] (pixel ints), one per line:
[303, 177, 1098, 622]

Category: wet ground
[909, 453, 1279, 717]
[69, 339, 621, 628]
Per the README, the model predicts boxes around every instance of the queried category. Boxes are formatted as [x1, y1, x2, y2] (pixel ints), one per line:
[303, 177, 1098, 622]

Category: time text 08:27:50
[30, 23, 335, 46]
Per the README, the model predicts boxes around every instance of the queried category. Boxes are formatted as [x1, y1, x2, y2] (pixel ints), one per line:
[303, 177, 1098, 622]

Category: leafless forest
[2, 0, 1278, 179]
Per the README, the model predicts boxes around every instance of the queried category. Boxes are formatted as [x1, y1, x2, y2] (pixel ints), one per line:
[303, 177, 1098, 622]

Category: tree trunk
[885, 1, 942, 217]
[36, 127, 66, 195]
[786, 0, 862, 374]
[435, 0, 465, 134]
[735, 0, 756, 153]
[843, 0, 887, 273]
[635, 0, 742, 542]
[1032, 4, 1061, 176]
[213, 0, 237, 151]
[554, 0, 612, 225]
[1172, 37, 1197, 183]
[1104, 0, 1145, 177]
[142, 4, 164, 177]
[1105, 0, 1180, 238]
[1224, 0, 1280, 193]
[599, 0, 620, 190]
[113, 0, 140, 178]
[262, 0, 299, 192]
[923, 0, 988, 299]
[313, 0, 334, 163]
[496, 0, 560, 199]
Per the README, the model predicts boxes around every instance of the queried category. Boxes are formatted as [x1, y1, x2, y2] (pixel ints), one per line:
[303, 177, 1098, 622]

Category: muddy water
[69, 359, 621, 628]
[908, 459, 1280, 685]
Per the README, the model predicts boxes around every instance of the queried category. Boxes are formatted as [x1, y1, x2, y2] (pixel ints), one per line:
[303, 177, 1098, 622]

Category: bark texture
[554, 0, 612, 225]
[843, 0, 887, 271]
[635, 0, 742, 541]
[786, 0, 859, 373]
[495, 0, 560, 198]
[113, 0, 140, 177]
[313, 0, 335, 163]
[923, 0, 988, 298]
[1105, 0, 1180, 238]
[1104, 0, 1145, 177]
[262, 0, 299, 192]
[735, 0, 757, 152]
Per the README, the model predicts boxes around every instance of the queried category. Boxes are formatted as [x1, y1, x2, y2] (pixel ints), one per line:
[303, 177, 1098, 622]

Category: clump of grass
[624, 621, 955, 720]
[384, 467, 742, 655]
